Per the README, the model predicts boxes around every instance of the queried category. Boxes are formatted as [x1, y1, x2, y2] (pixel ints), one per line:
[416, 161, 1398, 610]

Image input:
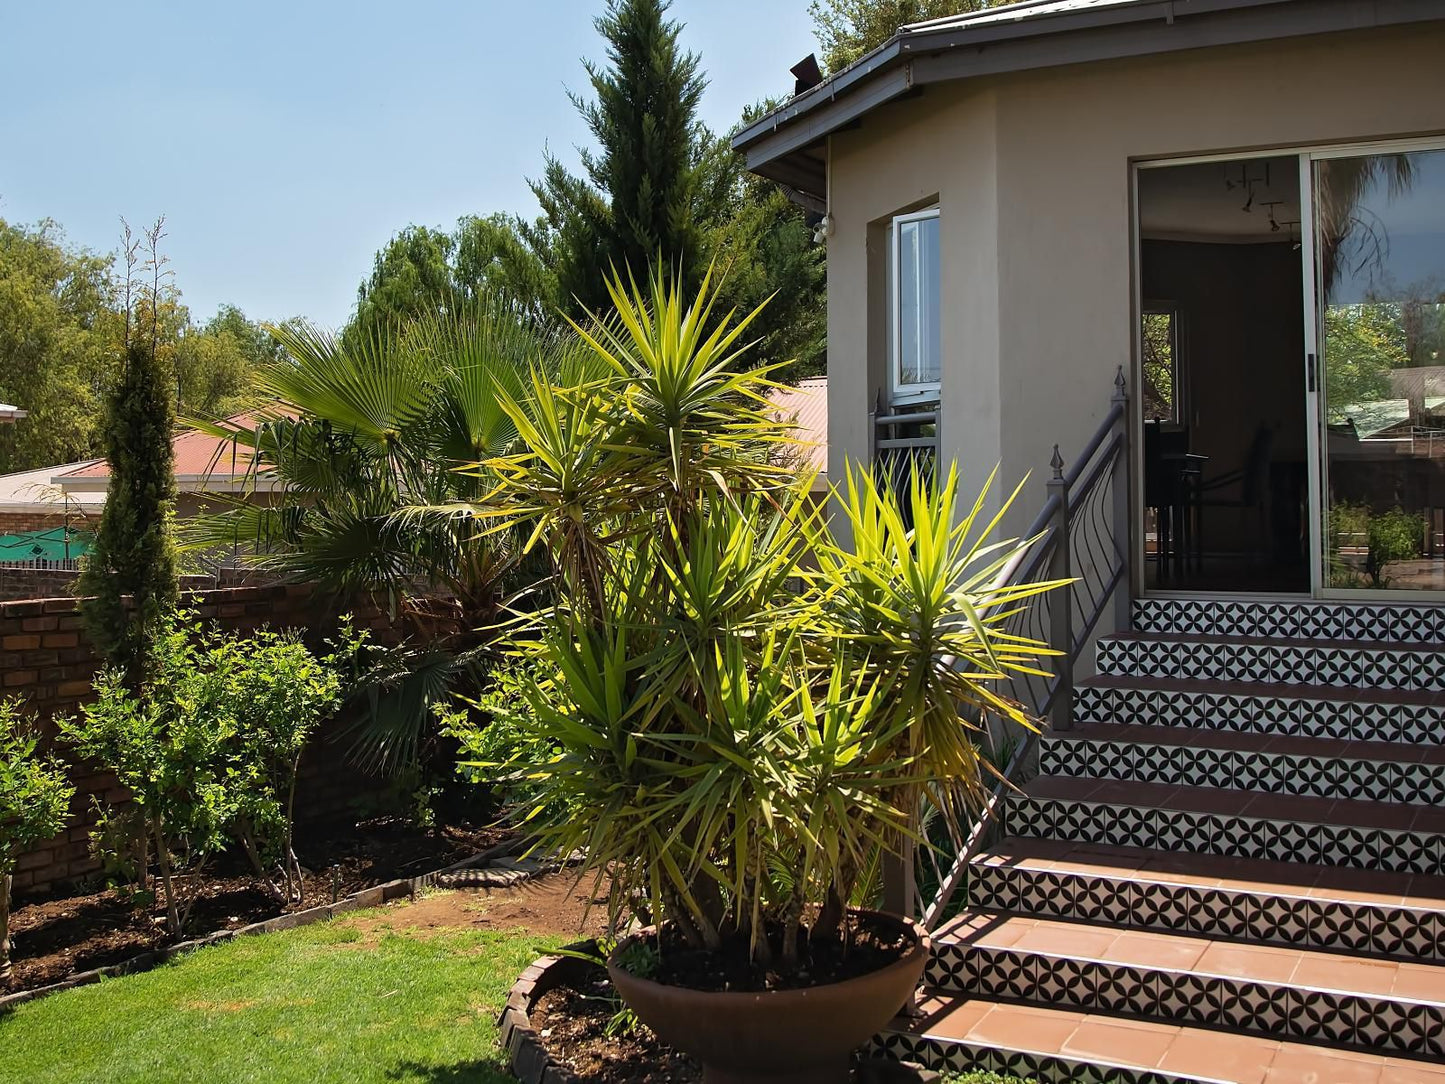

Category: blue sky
[1, 1, 818, 329]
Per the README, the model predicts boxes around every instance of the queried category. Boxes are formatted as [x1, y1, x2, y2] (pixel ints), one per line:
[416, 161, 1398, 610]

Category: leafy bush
[443, 659, 563, 813]
[1368, 507, 1425, 587]
[61, 615, 349, 934]
[1, 698, 76, 979]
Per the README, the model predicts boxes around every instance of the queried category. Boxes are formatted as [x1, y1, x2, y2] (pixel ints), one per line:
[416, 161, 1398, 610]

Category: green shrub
[61, 615, 350, 934]
[1, 698, 77, 979]
[1368, 507, 1425, 586]
[443, 659, 564, 814]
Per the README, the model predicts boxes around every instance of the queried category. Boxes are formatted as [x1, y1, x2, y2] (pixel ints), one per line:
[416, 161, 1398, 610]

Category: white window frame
[889, 207, 942, 402]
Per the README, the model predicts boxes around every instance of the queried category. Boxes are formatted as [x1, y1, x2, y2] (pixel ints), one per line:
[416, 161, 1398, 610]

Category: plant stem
[285, 759, 301, 905]
[152, 810, 180, 937]
[1, 870, 12, 982]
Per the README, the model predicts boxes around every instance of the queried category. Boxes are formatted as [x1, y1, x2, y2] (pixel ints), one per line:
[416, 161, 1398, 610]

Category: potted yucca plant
[470, 268, 1062, 1083]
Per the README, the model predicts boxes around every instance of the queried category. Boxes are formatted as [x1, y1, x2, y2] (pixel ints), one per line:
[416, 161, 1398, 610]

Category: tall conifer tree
[79, 221, 179, 686]
[528, 0, 717, 316]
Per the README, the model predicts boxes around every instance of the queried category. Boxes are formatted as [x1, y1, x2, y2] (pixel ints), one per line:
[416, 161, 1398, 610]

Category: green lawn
[0, 901, 564, 1084]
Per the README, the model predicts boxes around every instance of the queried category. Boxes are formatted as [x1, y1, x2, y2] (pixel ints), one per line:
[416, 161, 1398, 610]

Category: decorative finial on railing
[1113, 365, 1127, 402]
[1051, 444, 1065, 480]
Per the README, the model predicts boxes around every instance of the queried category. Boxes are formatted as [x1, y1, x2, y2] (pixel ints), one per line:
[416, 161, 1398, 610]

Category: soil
[342, 871, 612, 943]
[645, 912, 915, 993]
[3, 815, 510, 996]
[532, 977, 701, 1084]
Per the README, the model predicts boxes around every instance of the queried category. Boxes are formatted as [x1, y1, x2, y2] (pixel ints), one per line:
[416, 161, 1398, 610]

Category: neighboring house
[0, 403, 27, 425]
[737, 2, 1445, 1080]
[770, 375, 829, 492]
[0, 460, 104, 536]
[50, 415, 285, 521]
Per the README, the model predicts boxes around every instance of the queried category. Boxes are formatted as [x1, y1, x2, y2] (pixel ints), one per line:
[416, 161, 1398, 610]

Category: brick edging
[0, 859, 531, 1013]
[498, 944, 598, 1084]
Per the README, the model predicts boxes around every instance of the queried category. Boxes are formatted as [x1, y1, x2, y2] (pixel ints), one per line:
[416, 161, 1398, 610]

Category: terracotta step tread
[932, 911, 1445, 1003]
[1078, 674, 1445, 706]
[1022, 776, 1445, 833]
[976, 837, 1445, 907]
[1047, 723, 1445, 764]
[896, 992, 1445, 1084]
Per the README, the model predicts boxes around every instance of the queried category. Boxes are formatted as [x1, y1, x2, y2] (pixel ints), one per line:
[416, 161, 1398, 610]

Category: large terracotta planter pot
[606, 909, 929, 1084]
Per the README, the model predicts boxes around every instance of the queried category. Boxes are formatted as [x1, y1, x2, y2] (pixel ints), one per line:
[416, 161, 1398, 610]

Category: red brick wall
[0, 511, 76, 535]
[3, 584, 396, 896]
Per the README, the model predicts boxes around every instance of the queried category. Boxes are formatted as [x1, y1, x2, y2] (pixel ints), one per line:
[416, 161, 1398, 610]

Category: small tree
[61, 619, 236, 937]
[0, 700, 75, 981]
[226, 627, 349, 904]
[78, 219, 180, 687]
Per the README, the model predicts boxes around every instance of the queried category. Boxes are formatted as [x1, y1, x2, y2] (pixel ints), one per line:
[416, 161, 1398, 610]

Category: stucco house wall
[825, 21, 1445, 539]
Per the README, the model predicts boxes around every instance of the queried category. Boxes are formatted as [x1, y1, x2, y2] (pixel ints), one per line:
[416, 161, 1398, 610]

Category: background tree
[78, 221, 181, 687]
[0, 219, 120, 473]
[809, 0, 1010, 72]
[528, 0, 722, 316]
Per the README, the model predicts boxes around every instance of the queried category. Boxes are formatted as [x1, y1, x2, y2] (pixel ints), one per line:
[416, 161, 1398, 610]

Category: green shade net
[0, 527, 92, 564]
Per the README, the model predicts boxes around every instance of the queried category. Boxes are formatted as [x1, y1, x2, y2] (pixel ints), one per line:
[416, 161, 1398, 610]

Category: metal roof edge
[732, 0, 1444, 173]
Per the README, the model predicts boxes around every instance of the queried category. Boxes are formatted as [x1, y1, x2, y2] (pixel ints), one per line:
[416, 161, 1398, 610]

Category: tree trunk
[152, 811, 180, 937]
[1, 871, 12, 983]
[285, 760, 302, 906]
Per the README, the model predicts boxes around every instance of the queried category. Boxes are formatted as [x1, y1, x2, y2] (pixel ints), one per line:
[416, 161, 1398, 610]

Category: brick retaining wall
[3, 583, 393, 895]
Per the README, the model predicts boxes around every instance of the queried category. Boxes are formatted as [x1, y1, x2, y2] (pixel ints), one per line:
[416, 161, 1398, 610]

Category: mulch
[531, 972, 702, 1084]
[3, 815, 510, 995]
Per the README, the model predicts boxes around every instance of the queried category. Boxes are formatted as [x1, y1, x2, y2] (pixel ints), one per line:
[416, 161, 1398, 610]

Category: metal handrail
[914, 367, 1130, 931]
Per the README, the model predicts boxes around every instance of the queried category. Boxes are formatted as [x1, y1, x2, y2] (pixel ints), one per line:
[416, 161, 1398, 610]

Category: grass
[0, 901, 564, 1084]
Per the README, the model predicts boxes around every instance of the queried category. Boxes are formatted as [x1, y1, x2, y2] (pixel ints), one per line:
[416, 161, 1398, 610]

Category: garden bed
[4, 815, 511, 995]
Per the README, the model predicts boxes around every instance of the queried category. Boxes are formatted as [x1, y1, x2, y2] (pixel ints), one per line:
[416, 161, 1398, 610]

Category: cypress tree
[79, 225, 179, 686]
[529, 0, 716, 316]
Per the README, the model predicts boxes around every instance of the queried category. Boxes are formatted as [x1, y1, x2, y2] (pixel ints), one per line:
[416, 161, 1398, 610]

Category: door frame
[1133, 136, 1445, 601]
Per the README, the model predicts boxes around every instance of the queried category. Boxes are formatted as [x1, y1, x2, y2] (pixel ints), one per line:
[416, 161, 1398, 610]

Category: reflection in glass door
[1315, 147, 1445, 593]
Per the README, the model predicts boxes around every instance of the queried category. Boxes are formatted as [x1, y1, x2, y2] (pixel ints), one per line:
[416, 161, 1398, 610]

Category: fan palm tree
[180, 295, 573, 772]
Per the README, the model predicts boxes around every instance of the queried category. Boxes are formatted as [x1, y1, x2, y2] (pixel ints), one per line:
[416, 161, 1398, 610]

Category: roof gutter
[732, 0, 1445, 198]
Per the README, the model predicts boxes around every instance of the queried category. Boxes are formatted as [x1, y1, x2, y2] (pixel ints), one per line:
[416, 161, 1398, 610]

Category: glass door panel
[1315, 148, 1445, 592]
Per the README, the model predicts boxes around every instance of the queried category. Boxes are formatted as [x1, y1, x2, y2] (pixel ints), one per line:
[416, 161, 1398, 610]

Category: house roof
[53, 413, 280, 495]
[732, 0, 1445, 200]
[0, 461, 105, 514]
[771, 377, 829, 489]
[0, 403, 27, 423]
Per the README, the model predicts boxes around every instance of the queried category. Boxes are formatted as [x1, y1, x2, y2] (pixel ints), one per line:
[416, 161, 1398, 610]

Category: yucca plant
[463, 265, 1064, 977]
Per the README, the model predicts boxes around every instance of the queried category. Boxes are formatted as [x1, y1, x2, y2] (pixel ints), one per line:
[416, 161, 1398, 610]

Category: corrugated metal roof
[0, 461, 105, 512]
[905, 0, 1151, 33]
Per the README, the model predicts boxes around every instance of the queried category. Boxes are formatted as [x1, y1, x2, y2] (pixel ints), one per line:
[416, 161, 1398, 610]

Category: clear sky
[1, 1, 819, 330]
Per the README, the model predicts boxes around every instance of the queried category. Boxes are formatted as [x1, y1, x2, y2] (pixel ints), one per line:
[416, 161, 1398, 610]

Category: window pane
[1317, 148, 1445, 592]
[1141, 310, 1177, 422]
[898, 216, 940, 386]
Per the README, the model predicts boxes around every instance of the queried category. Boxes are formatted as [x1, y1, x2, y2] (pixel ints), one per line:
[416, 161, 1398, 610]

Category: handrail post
[1111, 366, 1132, 633]
[1047, 446, 1072, 732]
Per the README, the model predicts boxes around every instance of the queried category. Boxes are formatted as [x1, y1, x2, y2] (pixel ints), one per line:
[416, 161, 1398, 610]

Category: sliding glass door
[1311, 146, 1445, 594]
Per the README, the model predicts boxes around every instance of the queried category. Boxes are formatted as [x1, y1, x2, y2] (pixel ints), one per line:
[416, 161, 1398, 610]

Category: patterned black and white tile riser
[1073, 683, 1445, 743]
[924, 941, 1445, 1058]
[966, 860, 1445, 960]
[869, 1033, 1217, 1084]
[1040, 738, 1445, 804]
[1132, 598, 1445, 643]
[1005, 795, 1444, 875]
[1095, 636, 1445, 690]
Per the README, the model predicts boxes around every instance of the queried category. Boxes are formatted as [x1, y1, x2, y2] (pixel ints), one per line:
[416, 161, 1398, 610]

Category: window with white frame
[890, 208, 941, 399]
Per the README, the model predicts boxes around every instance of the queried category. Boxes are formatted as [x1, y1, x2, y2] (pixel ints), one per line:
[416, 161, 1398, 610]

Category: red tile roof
[770, 377, 828, 482]
[56, 413, 273, 486]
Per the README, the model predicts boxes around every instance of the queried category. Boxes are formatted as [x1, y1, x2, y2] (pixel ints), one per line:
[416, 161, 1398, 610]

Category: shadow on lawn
[384, 1061, 517, 1084]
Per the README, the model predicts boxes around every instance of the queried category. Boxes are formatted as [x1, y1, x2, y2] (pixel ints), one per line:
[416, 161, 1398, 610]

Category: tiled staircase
[880, 598, 1445, 1084]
